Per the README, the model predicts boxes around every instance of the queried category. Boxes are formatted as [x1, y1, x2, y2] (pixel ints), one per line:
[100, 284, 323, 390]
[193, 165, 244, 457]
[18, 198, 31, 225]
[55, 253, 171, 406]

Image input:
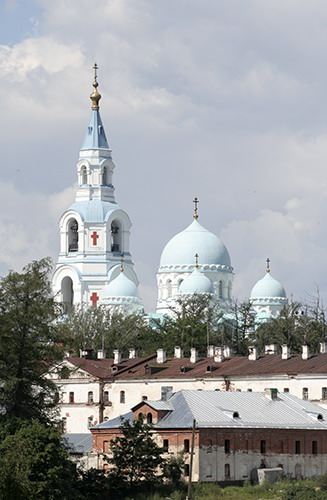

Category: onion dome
[104, 271, 140, 299]
[250, 259, 287, 304]
[179, 267, 214, 295]
[159, 219, 231, 269]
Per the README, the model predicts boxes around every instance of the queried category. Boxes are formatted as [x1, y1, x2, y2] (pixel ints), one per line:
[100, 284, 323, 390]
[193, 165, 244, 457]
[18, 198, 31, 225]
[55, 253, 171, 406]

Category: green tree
[0, 420, 78, 500]
[0, 258, 63, 424]
[106, 415, 165, 493]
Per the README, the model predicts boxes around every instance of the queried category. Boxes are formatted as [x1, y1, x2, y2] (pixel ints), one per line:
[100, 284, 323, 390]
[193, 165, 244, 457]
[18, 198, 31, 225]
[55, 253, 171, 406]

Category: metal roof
[62, 433, 92, 454]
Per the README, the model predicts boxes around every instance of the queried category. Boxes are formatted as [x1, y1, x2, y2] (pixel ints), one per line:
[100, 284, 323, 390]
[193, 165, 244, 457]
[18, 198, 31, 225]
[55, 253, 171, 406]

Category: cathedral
[52, 67, 288, 323]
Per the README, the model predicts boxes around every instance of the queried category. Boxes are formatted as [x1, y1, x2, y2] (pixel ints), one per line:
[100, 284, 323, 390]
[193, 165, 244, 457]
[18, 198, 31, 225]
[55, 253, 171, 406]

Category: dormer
[132, 401, 171, 424]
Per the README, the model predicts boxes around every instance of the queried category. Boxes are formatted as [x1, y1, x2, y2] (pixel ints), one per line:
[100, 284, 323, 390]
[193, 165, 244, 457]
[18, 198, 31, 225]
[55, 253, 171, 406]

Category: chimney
[174, 346, 184, 359]
[80, 348, 93, 359]
[265, 388, 278, 400]
[281, 345, 291, 360]
[320, 342, 327, 354]
[214, 347, 224, 363]
[113, 349, 122, 365]
[190, 348, 198, 364]
[207, 345, 215, 357]
[223, 346, 232, 358]
[248, 346, 258, 361]
[129, 348, 138, 359]
[302, 345, 310, 360]
[265, 344, 277, 355]
[157, 349, 166, 364]
[97, 349, 106, 359]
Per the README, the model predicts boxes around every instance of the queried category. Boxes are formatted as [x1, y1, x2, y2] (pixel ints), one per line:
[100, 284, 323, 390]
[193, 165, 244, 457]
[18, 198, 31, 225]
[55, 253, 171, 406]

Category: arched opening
[68, 219, 78, 252]
[81, 166, 87, 185]
[61, 277, 74, 310]
[167, 280, 172, 298]
[146, 412, 152, 424]
[111, 220, 122, 252]
[102, 166, 108, 185]
[218, 280, 223, 298]
[224, 463, 231, 479]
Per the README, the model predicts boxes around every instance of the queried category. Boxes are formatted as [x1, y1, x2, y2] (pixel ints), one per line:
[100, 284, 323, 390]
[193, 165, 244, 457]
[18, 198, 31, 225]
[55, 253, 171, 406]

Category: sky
[1, 0, 327, 312]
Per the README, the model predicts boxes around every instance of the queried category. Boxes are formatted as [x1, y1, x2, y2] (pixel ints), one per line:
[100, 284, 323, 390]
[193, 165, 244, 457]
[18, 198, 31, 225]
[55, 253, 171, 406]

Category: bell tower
[52, 64, 140, 309]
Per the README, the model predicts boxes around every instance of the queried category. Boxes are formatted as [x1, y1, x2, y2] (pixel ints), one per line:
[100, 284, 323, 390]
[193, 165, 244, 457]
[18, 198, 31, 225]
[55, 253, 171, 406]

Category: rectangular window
[224, 439, 230, 454]
[163, 439, 169, 452]
[295, 440, 301, 454]
[312, 441, 318, 455]
[247, 388, 252, 392]
[104, 391, 109, 403]
[303, 388, 308, 400]
[120, 391, 125, 404]
[260, 440, 266, 454]
[142, 395, 148, 401]
[206, 464, 212, 477]
[103, 440, 109, 453]
[87, 416, 93, 429]
[88, 391, 93, 403]
[184, 439, 190, 453]
[322, 388, 327, 399]
[69, 392, 74, 403]
[184, 464, 190, 477]
[284, 388, 289, 393]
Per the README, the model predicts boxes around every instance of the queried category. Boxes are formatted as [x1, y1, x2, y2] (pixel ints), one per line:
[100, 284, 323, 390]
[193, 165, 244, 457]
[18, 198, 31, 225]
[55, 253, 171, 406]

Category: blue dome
[103, 271, 140, 298]
[251, 272, 286, 299]
[179, 267, 214, 295]
[160, 219, 231, 268]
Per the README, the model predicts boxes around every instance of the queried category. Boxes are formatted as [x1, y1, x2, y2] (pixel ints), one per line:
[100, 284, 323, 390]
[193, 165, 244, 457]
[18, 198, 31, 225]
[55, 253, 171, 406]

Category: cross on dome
[90, 62, 101, 110]
[195, 253, 199, 268]
[193, 197, 199, 219]
[120, 254, 124, 272]
[266, 257, 271, 273]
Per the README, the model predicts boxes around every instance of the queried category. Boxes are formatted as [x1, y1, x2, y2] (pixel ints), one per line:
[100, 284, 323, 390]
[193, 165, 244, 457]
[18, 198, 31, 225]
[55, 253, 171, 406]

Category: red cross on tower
[90, 292, 99, 306]
[91, 231, 99, 246]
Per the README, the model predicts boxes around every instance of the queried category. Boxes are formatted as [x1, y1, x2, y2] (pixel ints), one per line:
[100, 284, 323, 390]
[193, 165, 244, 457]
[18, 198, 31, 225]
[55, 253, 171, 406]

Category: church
[52, 66, 288, 323]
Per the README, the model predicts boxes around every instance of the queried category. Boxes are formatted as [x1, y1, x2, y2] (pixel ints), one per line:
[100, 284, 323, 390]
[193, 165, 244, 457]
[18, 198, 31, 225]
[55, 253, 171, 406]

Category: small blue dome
[179, 268, 214, 295]
[160, 219, 231, 268]
[104, 271, 140, 298]
[251, 272, 286, 299]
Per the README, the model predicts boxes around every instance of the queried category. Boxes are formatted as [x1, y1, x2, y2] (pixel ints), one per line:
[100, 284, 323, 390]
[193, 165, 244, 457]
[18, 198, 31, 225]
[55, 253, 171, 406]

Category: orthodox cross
[120, 254, 124, 272]
[193, 197, 199, 219]
[90, 292, 99, 306]
[93, 62, 98, 82]
[91, 231, 99, 246]
[195, 253, 199, 268]
[266, 258, 270, 273]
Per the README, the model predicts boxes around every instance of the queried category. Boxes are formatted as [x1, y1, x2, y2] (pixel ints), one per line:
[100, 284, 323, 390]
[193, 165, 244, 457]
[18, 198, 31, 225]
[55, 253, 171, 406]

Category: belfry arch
[61, 276, 74, 310]
[111, 219, 122, 253]
[68, 218, 79, 252]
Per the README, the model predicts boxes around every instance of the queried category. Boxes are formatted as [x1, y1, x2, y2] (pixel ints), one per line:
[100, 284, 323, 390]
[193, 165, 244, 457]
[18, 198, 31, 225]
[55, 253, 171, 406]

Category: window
[206, 439, 213, 453]
[88, 391, 93, 403]
[103, 440, 109, 453]
[218, 280, 223, 298]
[142, 395, 148, 401]
[184, 464, 190, 477]
[224, 439, 230, 454]
[224, 463, 231, 479]
[322, 387, 327, 399]
[120, 391, 125, 404]
[184, 439, 190, 453]
[102, 166, 108, 185]
[312, 441, 318, 455]
[206, 365, 212, 373]
[111, 220, 122, 252]
[61, 276, 74, 310]
[167, 280, 172, 298]
[87, 416, 93, 429]
[247, 388, 252, 392]
[81, 166, 87, 185]
[284, 388, 289, 393]
[295, 440, 301, 454]
[146, 413, 152, 424]
[260, 440, 266, 454]
[69, 392, 74, 403]
[68, 219, 78, 252]
[206, 464, 212, 477]
[303, 387, 308, 400]
[104, 391, 109, 403]
[163, 439, 169, 452]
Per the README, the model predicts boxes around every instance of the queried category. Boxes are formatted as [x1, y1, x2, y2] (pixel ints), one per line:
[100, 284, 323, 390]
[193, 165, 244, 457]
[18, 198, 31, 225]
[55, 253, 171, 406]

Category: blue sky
[1, 0, 327, 311]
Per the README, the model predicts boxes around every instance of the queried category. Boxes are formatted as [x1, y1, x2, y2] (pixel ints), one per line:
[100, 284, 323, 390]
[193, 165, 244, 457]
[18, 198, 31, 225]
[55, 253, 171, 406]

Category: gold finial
[193, 197, 199, 219]
[195, 253, 199, 269]
[266, 257, 270, 273]
[120, 254, 124, 272]
[90, 62, 101, 110]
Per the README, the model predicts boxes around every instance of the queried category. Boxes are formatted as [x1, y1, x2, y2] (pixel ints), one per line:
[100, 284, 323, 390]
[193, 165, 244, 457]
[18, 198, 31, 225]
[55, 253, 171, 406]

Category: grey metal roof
[92, 411, 133, 430]
[62, 433, 93, 454]
[146, 400, 173, 411]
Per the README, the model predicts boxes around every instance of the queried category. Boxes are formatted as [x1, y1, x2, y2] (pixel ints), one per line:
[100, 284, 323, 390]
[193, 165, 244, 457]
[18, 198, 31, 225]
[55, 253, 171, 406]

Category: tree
[0, 420, 79, 500]
[106, 415, 165, 493]
[0, 258, 63, 424]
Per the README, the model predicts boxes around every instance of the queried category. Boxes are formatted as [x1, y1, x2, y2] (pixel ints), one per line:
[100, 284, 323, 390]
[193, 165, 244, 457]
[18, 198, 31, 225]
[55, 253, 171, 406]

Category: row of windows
[161, 279, 231, 299]
[80, 165, 110, 186]
[222, 438, 318, 455]
[67, 391, 110, 404]
[67, 219, 122, 254]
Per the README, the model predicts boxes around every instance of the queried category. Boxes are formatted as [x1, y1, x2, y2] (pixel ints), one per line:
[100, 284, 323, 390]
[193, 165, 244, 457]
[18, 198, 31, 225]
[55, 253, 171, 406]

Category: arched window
[120, 390, 125, 404]
[218, 280, 223, 298]
[102, 166, 108, 185]
[68, 219, 78, 252]
[111, 220, 122, 252]
[146, 413, 152, 424]
[103, 440, 109, 453]
[81, 166, 87, 185]
[88, 391, 94, 403]
[167, 280, 172, 298]
[224, 463, 231, 479]
[61, 277, 73, 310]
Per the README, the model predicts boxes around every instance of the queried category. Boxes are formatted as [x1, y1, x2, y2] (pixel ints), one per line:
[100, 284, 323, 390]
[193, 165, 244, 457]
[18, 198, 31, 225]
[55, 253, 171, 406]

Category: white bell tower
[52, 64, 140, 309]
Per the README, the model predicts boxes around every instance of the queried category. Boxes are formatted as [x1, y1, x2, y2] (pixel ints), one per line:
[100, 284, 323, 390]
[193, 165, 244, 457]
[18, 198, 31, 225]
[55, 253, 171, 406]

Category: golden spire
[266, 257, 270, 273]
[193, 197, 199, 219]
[90, 63, 101, 110]
[120, 254, 124, 272]
[195, 253, 199, 269]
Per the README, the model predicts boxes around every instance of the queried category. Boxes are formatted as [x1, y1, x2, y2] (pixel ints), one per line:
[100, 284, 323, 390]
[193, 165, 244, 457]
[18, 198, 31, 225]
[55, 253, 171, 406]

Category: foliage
[317, 472, 327, 492]
[0, 419, 79, 500]
[74, 468, 110, 499]
[281, 483, 327, 500]
[0, 258, 63, 424]
[162, 454, 184, 487]
[106, 415, 171, 497]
